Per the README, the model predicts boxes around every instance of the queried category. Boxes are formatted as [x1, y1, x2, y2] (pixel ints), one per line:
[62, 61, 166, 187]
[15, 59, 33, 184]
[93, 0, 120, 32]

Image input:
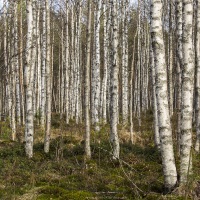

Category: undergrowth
[0, 113, 199, 200]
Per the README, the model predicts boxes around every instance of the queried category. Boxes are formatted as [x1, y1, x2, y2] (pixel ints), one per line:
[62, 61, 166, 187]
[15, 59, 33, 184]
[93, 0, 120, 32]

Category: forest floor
[0, 112, 199, 200]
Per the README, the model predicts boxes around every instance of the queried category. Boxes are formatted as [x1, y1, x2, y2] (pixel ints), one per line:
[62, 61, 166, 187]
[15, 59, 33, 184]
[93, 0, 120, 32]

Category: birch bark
[150, 45, 160, 149]
[194, 0, 200, 152]
[175, 0, 183, 156]
[65, 0, 69, 124]
[10, 1, 16, 141]
[93, 0, 101, 131]
[85, 0, 92, 159]
[40, 1, 46, 127]
[150, 0, 177, 190]
[122, 0, 129, 124]
[19, 0, 25, 125]
[180, 0, 194, 184]
[130, 30, 137, 144]
[44, 0, 52, 153]
[101, 0, 108, 124]
[14, 0, 21, 126]
[24, 0, 34, 158]
[110, 0, 120, 160]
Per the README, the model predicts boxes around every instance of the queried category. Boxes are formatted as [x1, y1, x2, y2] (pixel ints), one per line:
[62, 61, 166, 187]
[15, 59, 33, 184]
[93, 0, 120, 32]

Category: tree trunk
[175, 0, 183, 156]
[40, 1, 46, 127]
[24, 0, 34, 158]
[44, 0, 52, 153]
[180, 0, 194, 184]
[85, 0, 92, 159]
[121, 0, 129, 124]
[150, 45, 160, 149]
[110, 0, 120, 160]
[150, 0, 177, 190]
[92, 0, 101, 131]
[195, 0, 200, 152]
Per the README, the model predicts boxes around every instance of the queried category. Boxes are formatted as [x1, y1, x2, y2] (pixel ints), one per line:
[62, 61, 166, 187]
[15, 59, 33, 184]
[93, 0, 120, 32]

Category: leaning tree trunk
[150, 0, 177, 190]
[110, 0, 120, 160]
[180, 0, 194, 184]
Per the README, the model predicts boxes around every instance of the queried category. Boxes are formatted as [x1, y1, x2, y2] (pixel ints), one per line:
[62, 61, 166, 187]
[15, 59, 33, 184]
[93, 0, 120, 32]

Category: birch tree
[44, 0, 52, 153]
[92, 0, 102, 131]
[150, 45, 160, 149]
[85, 0, 92, 159]
[130, 29, 137, 144]
[121, 0, 129, 124]
[168, 0, 174, 116]
[24, 0, 34, 158]
[10, 1, 16, 141]
[101, 0, 108, 124]
[110, 0, 120, 160]
[13, 0, 21, 126]
[195, 0, 200, 152]
[40, 0, 46, 127]
[65, 0, 69, 124]
[19, 0, 25, 125]
[135, 0, 141, 127]
[3, 0, 10, 122]
[175, 0, 183, 155]
[150, 0, 177, 190]
[180, 0, 194, 184]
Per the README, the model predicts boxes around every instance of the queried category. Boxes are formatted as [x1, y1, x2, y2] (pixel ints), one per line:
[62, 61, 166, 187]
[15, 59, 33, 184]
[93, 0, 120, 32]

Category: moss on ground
[0, 113, 199, 199]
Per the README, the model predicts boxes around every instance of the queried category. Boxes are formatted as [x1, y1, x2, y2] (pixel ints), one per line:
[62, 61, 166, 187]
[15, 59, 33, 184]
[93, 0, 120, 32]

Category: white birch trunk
[44, 0, 52, 153]
[150, 0, 177, 190]
[106, 4, 112, 122]
[4, 1, 11, 126]
[168, 1, 174, 116]
[137, 0, 141, 128]
[110, 0, 120, 160]
[40, 1, 46, 127]
[85, 0, 92, 159]
[19, 0, 25, 125]
[93, 0, 101, 131]
[180, 0, 194, 184]
[10, 1, 16, 141]
[25, 0, 34, 158]
[36, 6, 41, 117]
[75, 1, 83, 124]
[122, 0, 129, 124]
[14, 0, 21, 126]
[60, 17, 64, 118]
[130, 30, 137, 144]
[195, 0, 200, 152]
[150, 45, 160, 149]
[101, 0, 108, 124]
[175, 0, 183, 156]
[65, 1, 69, 124]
